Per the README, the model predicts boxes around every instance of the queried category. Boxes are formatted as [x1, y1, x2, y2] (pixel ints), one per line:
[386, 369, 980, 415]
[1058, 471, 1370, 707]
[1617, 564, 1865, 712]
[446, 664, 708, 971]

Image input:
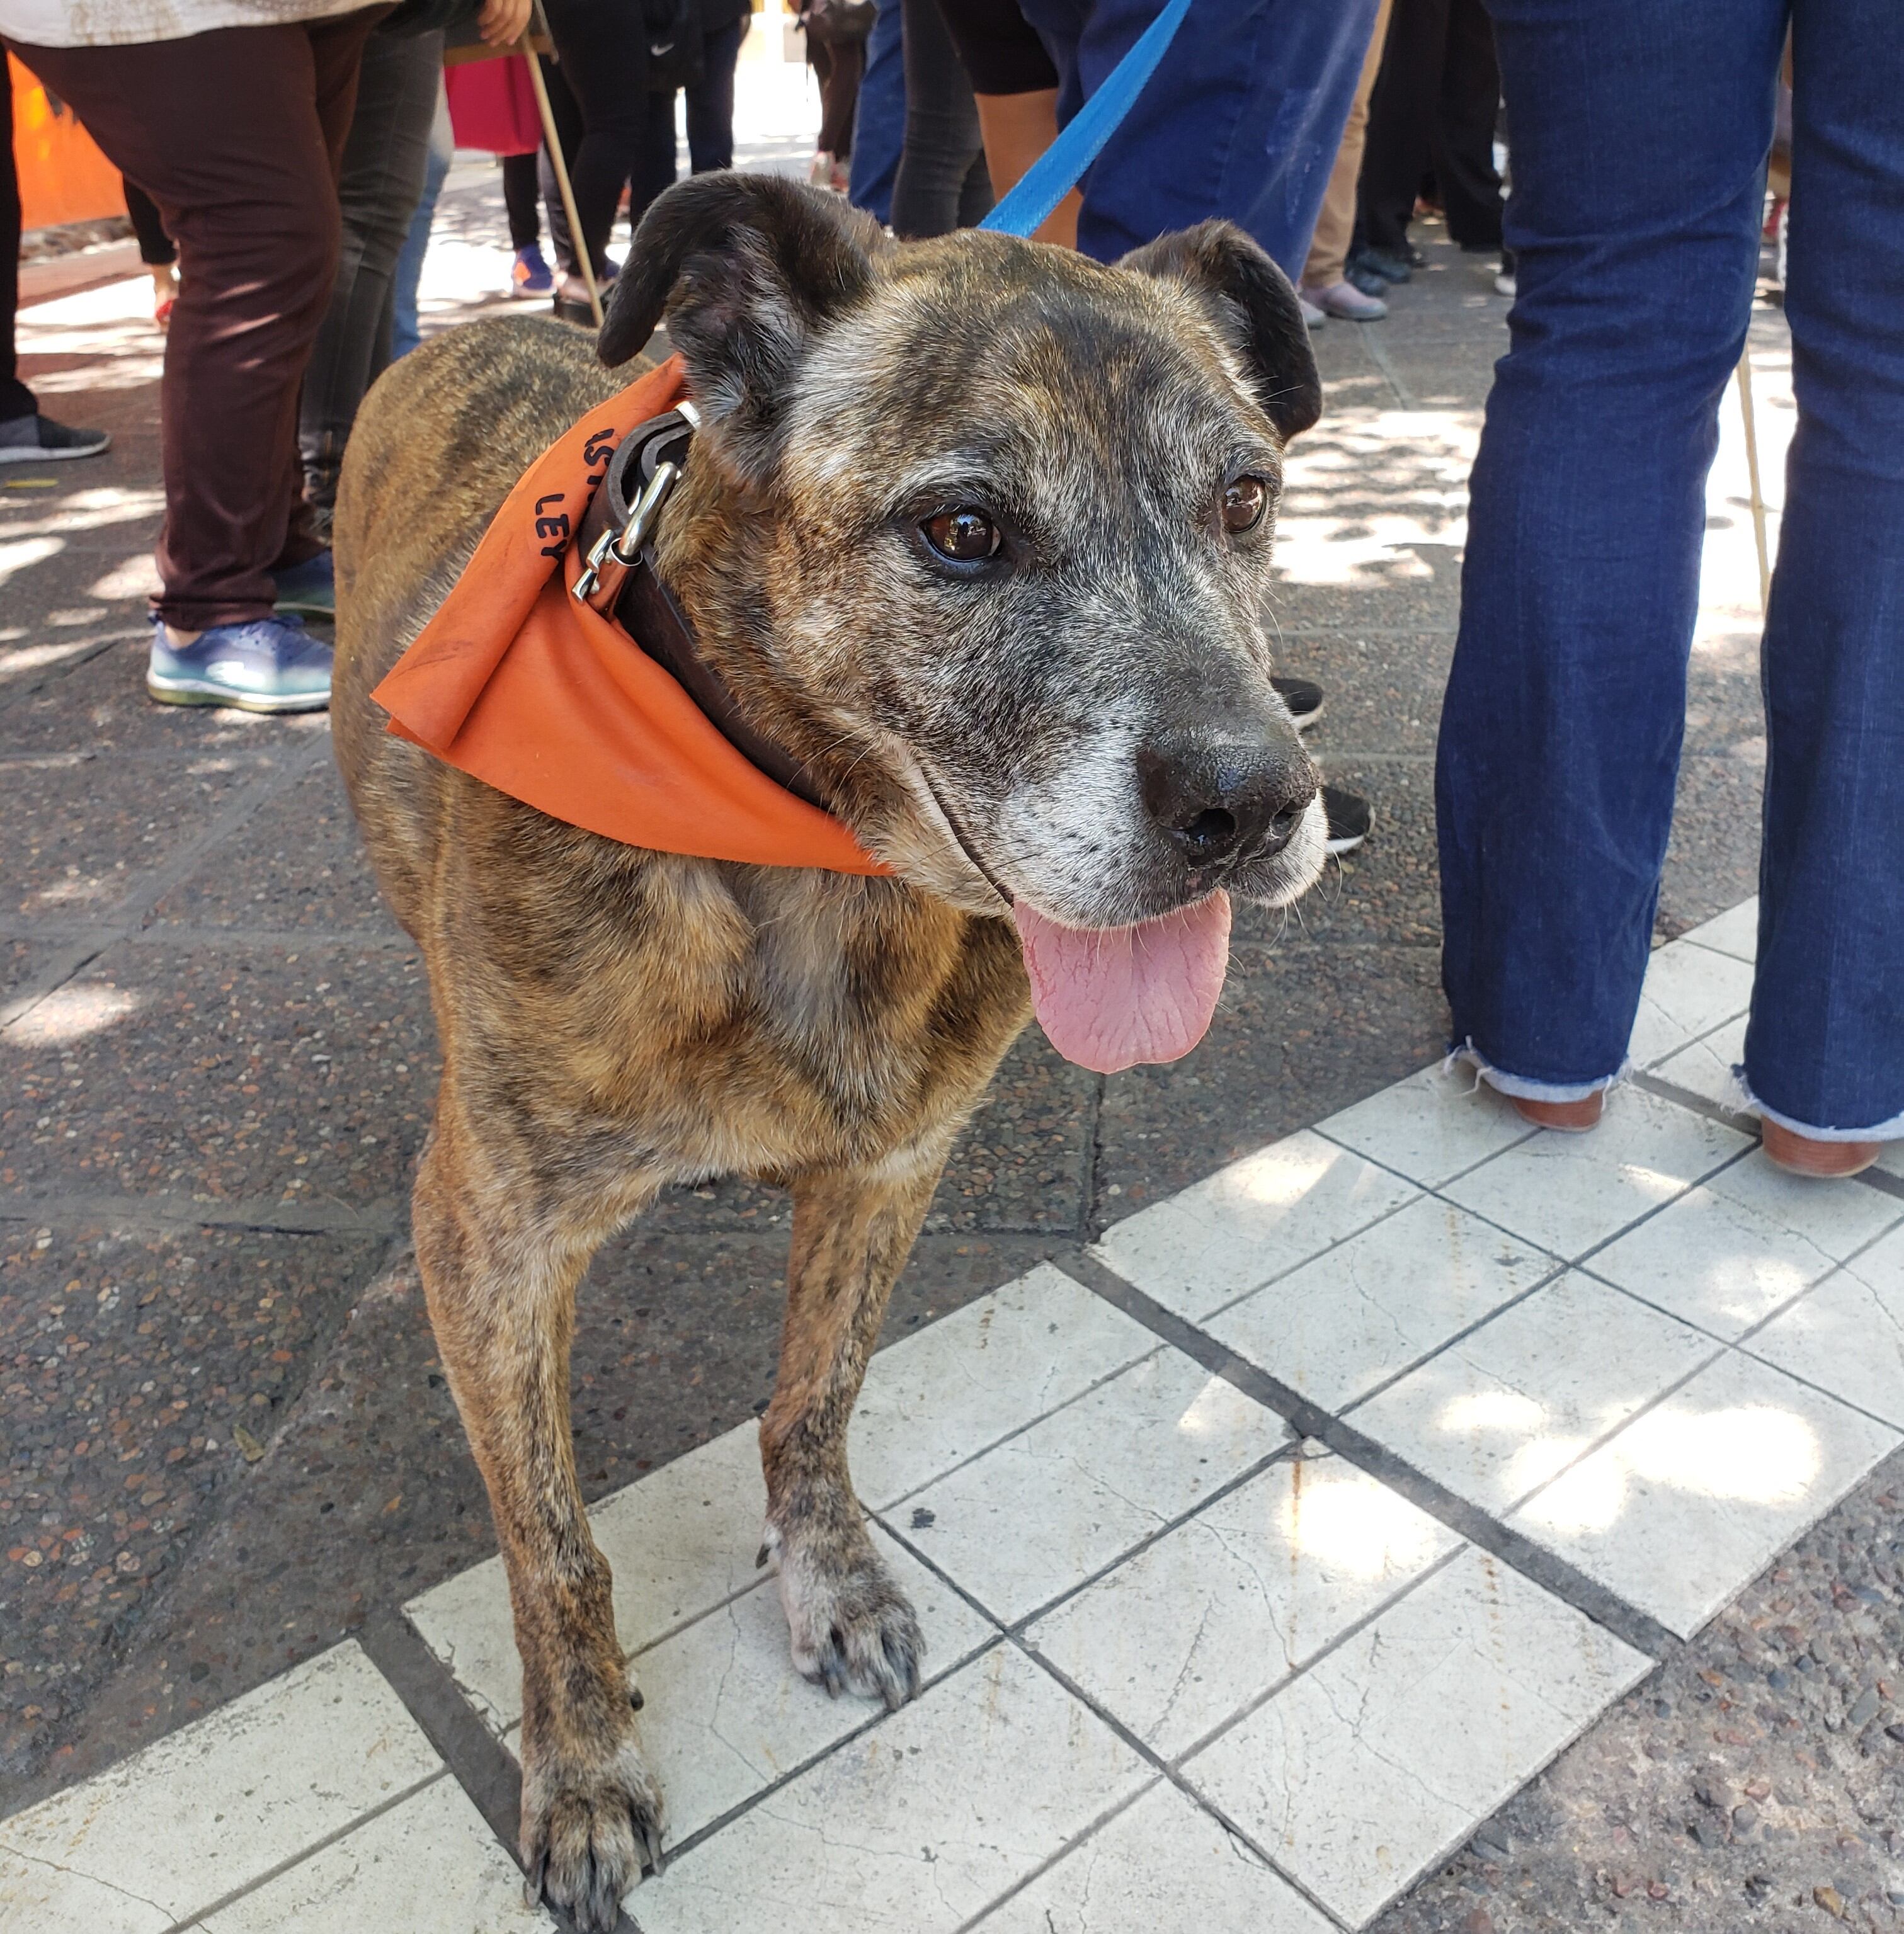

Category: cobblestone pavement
[5, 60, 1900, 1934]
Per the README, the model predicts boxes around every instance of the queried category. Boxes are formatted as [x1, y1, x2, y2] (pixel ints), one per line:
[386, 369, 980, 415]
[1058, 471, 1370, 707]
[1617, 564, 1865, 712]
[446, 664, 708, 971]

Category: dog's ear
[599, 172, 886, 482]
[1119, 220, 1321, 441]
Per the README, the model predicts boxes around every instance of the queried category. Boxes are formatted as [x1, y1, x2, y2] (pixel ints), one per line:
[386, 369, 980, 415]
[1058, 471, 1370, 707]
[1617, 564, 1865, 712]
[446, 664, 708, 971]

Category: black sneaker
[1349, 246, 1412, 286]
[1323, 783, 1372, 855]
[0, 413, 111, 464]
[1272, 675, 1324, 732]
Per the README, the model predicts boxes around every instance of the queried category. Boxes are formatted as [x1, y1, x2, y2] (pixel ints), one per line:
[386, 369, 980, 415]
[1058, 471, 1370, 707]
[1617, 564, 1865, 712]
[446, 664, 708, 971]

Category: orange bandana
[372, 356, 889, 876]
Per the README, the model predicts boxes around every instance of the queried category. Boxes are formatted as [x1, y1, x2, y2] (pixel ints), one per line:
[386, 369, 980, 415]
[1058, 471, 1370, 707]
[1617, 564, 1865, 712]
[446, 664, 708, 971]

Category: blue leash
[978, 0, 1196, 239]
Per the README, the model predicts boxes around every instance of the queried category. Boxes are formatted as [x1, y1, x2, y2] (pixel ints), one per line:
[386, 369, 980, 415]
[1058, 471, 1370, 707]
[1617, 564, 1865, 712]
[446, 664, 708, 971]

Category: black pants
[502, 148, 540, 251]
[539, 0, 649, 277]
[299, 27, 442, 518]
[890, 0, 991, 237]
[125, 179, 175, 266]
[1, 77, 31, 421]
[1355, 0, 1502, 256]
[634, 17, 748, 225]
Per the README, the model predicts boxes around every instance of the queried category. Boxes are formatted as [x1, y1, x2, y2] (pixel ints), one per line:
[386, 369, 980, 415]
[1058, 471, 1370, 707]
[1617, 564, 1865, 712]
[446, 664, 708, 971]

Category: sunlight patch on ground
[6, 982, 144, 1045]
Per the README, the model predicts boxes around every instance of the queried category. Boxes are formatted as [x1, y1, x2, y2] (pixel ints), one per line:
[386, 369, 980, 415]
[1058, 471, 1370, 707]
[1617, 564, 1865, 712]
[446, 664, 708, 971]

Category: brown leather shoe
[1508, 1092, 1605, 1134]
[1760, 1118, 1881, 1178]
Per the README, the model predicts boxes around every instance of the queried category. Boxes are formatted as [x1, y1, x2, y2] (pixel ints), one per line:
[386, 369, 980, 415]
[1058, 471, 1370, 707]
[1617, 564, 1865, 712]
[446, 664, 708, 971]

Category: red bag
[444, 55, 541, 157]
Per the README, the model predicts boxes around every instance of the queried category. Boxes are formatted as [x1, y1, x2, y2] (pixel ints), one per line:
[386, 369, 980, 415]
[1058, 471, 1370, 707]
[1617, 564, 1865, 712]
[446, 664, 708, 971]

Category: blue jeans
[1437, 0, 1904, 1139]
[848, 0, 904, 228]
[1015, 0, 1377, 275]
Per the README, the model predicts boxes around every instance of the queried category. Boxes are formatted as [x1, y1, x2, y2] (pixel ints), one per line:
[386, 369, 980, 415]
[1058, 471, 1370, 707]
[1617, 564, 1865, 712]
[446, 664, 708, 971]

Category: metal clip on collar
[574, 400, 700, 610]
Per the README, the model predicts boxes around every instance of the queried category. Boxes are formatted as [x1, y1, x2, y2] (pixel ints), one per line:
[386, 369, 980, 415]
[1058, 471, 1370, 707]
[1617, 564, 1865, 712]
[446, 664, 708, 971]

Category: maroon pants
[12, 13, 382, 627]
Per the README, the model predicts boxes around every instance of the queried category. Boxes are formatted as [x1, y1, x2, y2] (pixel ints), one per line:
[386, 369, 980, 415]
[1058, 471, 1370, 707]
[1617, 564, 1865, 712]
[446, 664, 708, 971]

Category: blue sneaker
[511, 243, 554, 297]
[273, 549, 334, 618]
[146, 614, 333, 713]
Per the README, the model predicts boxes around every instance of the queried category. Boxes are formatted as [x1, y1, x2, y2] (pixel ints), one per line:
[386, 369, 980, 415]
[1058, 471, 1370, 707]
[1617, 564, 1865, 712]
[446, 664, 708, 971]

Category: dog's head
[601, 176, 1327, 1072]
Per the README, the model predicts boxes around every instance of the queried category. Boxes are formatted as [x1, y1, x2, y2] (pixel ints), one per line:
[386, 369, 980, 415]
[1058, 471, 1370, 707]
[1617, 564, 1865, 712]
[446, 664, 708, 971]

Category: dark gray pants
[299, 28, 443, 521]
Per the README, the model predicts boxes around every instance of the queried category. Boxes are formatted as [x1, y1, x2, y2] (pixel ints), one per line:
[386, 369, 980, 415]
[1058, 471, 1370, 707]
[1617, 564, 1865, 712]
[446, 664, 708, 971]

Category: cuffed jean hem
[1446, 1038, 1626, 1106]
[1738, 1078, 1904, 1144]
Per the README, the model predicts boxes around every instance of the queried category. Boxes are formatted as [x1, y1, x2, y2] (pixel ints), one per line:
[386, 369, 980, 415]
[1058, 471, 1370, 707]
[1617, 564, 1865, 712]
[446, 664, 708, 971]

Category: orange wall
[11, 53, 127, 230]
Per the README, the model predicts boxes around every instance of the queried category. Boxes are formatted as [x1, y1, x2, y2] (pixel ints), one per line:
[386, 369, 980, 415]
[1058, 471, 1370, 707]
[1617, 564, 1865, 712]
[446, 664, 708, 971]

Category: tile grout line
[622, 1442, 1323, 1913]
[1574, 1176, 1904, 1377]
[147, 1763, 451, 1934]
[354, 1610, 632, 1934]
[1636, 1067, 1904, 1207]
[868, 1498, 1370, 1934]
[1051, 1248, 1679, 1664]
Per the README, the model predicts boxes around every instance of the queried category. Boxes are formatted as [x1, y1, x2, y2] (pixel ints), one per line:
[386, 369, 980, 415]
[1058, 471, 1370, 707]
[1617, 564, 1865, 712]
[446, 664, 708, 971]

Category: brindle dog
[332, 174, 1325, 1928]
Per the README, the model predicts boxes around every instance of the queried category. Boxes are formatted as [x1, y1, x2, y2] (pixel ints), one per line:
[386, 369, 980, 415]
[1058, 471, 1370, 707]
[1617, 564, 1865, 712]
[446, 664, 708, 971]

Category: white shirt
[2, 0, 373, 48]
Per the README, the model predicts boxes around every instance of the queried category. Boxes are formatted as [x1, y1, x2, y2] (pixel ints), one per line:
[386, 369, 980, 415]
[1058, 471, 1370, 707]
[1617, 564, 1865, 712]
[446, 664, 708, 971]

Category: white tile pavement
[1023, 1454, 1459, 1758]
[1180, 1547, 1650, 1928]
[0, 1644, 443, 1934]
[196, 1777, 557, 1934]
[896, 1345, 1287, 1624]
[1206, 1193, 1558, 1411]
[970, 1780, 1338, 1934]
[1092, 1129, 1418, 1321]
[1747, 1222, 1904, 1430]
[1588, 1148, 1900, 1341]
[1347, 1270, 1722, 1515]
[1441, 1084, 1751, 1260]
[8, 911, 1901, 1934]
[1513, 1348, 1899, 1638]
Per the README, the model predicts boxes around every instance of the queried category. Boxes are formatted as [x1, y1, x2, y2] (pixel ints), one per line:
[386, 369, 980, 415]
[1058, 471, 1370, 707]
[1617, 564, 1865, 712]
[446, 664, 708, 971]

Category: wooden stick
[522, 44, 603, 329]
[1736, 335, 1770, 613]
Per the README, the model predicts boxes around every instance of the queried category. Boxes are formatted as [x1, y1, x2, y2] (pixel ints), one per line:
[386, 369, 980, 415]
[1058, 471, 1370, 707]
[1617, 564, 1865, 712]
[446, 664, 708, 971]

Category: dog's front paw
[766, 1520, 924, 1710]
[522, 1729, 664, 1934]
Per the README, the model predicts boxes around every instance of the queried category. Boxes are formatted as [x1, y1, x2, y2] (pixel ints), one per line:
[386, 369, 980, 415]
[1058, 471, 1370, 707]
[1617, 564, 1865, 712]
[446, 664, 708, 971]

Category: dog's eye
[1222, 475, 1270, 535]
[921, 509, 1001, 563]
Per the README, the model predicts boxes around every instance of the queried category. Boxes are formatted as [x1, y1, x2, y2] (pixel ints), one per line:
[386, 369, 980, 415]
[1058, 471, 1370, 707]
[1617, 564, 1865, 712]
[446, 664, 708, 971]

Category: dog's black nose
[1137, 733, 1317, 868]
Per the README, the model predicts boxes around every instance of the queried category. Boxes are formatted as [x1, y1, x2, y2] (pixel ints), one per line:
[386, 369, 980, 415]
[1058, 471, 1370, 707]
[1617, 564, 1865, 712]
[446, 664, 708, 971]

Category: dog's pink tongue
[1012, 892, 1231, 1074]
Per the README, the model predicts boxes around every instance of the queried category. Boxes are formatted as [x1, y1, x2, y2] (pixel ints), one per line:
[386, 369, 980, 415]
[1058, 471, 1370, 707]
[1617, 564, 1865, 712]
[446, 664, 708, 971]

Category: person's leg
[300, 29, 442, 527]
[847, 0, 904, 218]
[891, 0, 989, 237]
[1430, 0, 1503, 248]
[685, 17, 744, 173]
[1742, 0, 1904, 1146]
[1017, 0, 1377, 277]
[392, 75, 452, 354]
[630, 85, 680, 233]
[955, 144, 994, 227]
[816, 35, 865, 162]
[1352, 0, 1442, 265]
[503, 148, 542, 248]
[542, 0, 650, 276]
[15, 16, 375, 629]
[1304, 0, 1392, 287]
[1436, 0, 1786, 1102]
[536, 52, 586, 276]
[0, 60, 106, 459]
[122, 178, 174, 265]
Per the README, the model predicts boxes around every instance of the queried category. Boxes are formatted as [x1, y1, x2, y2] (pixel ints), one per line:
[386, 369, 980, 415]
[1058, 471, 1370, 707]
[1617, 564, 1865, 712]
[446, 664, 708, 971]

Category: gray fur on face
[757, 239, 1323, 926]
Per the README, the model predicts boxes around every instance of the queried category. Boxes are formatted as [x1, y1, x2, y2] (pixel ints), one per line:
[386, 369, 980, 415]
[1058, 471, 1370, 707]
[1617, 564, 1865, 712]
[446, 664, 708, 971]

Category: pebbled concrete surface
[7, 165, 1891, 1934]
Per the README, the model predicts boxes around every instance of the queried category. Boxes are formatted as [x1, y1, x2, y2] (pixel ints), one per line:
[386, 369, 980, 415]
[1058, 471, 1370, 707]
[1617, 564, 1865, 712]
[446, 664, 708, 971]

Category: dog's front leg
[760, 1156, 942, 1709]
[412, 1110, 661, 1933]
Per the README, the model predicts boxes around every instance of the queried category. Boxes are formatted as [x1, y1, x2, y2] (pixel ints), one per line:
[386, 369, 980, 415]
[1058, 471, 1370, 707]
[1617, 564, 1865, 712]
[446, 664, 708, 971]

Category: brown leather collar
[576, 412, 831, 812]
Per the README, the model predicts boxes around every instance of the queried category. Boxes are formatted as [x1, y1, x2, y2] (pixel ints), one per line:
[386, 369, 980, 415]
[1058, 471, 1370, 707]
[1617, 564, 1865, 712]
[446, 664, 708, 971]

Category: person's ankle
[165, 622, 203, 647]
[1760, 1117, 1881, 1178]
